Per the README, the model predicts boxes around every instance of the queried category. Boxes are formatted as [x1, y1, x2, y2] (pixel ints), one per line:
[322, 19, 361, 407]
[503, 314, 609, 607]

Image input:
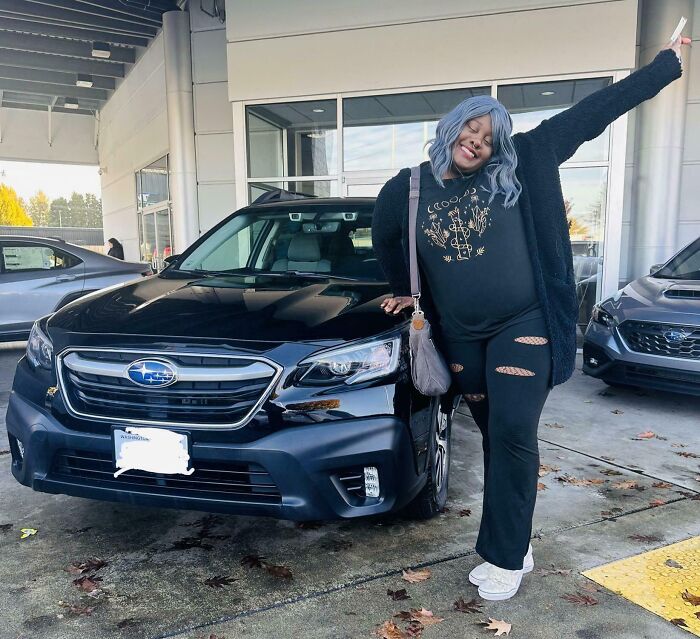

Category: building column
[630, 0, 692, 278]
[163, 10, 199, 253]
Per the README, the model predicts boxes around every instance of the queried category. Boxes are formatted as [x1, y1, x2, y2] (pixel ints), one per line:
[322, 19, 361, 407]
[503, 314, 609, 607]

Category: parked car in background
[0, 235, 152, 341]
[583, 236, 700, 395]
[6, 194, 456, 522]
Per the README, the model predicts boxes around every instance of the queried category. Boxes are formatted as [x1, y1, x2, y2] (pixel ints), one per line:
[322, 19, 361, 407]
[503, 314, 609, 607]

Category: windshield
[175, 205, 385, 282]
[655, 238, 700, 280]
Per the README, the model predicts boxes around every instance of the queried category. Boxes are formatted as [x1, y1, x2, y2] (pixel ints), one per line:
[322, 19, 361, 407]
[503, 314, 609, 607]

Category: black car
[5, 195, 456, 521]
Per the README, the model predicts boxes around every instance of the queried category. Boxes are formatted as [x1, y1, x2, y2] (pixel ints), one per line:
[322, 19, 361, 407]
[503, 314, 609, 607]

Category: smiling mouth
[460, 145, 478, 160]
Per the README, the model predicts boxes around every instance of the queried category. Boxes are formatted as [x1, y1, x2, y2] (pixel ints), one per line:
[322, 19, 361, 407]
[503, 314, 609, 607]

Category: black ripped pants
[442, 310, 551, 571]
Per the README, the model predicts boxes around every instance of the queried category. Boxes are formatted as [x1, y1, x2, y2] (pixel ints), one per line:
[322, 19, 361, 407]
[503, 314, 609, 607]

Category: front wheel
[403, 400, 453, 520]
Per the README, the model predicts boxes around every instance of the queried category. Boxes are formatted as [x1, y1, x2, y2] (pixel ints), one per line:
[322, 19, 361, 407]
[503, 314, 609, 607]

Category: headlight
[26, 320, 53, 370]
[591, 304, 614, 327]
[297, 336, 401, 386]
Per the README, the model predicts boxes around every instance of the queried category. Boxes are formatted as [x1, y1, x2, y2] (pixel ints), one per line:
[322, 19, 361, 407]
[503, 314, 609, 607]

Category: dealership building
[0, 0, 697, 312]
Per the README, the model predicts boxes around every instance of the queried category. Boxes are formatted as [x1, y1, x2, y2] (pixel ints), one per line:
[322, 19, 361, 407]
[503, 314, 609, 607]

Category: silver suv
[0, 235, 151, 341]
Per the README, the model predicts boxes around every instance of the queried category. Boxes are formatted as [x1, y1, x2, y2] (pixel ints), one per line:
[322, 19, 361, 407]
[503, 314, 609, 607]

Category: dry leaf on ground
[670, 618, 689, 628]
[611, 480, 640, 490]
[397, 608, 443, 626]
[649, 499, 666, 507]
[665, 559, 684, 569]
[263, 563, 293, 579]
[73, 575, 102, 593]
[676, 451, 700, 459]
[556, 475, 605, 487]
[480, 617, 512, 636]
[453, 597, 483, 613]
[64, 558, 107, 576]
[538, 464, 561, 477]
[387, 588, 410, 601]
[600, 469, 623, 476]
[58, 601, 95, 616]
[652, 481, 674, 489]
[204, 575, 237, 588]
[628, 534, 662, 543]
[682, 590, 700, 606]
[544, 422, 564, 429]
[635, 431, 656, 439]
[401, 568, 431, 584]
[561, 592, 598, 605]
[535, 566, 572, 576]
[611, 409, 624, 414]
[19, 528, 37, 539]
[537, 482, 547, 491]
[375, 621, 406, 639]
[459, 509, 472, 517]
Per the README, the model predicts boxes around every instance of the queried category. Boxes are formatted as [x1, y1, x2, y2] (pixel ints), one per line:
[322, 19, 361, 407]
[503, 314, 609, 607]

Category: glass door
[140, 207, 172, 271]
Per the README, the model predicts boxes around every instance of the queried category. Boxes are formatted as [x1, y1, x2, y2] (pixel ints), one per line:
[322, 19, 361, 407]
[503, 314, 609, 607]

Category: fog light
[364, 466, 379, 498]
[17, 440, 25, 460]
[588, 357, 599, 367]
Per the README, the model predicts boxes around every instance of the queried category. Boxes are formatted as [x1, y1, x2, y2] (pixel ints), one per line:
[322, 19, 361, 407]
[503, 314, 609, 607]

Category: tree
[27, 190, 51, 227]
[84, 193, 103, 228]
[49, 197, 69, 227]
[0, 184, 33, 226]
[67, 192, 87, 227]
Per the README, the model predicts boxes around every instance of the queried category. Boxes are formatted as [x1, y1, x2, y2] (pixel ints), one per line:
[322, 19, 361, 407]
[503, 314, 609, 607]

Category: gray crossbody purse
[407, 166, 452, 397]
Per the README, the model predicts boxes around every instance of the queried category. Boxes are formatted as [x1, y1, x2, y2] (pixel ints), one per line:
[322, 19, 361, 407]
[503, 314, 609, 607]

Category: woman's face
[450, 114, 493, 174]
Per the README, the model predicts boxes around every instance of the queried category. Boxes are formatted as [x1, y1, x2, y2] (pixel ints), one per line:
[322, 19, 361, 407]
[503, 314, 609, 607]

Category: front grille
[665, 289, 700, 299]
[57, 349, 281, 428]
[338, 468, 366, 498]
[51, 449, 281, 503]
[618, 321, 700, 360]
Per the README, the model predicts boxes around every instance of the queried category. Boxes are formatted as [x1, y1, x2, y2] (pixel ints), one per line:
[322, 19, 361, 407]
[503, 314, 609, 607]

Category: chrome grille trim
[56, 347, 283, 430]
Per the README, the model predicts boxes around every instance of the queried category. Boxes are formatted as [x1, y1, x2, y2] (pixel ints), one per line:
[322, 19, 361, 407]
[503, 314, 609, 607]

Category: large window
[136, 156, 172, 271]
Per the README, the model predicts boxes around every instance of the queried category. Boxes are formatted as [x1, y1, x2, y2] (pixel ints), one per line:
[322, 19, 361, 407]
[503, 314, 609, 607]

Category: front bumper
[582, 320, 700, 396]
[5, 391, 424, 521]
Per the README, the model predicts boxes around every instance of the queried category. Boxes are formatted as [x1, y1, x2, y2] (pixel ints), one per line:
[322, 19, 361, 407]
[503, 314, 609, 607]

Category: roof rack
[251, 188, 316, 205]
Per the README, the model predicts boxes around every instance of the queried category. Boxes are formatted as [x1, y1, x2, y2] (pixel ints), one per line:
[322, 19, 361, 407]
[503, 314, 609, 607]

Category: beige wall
[226, 0, 638, 102]
[97, 32, 169, 262]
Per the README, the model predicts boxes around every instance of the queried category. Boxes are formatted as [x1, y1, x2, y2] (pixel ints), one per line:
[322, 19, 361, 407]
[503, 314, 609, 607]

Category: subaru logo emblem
[663, 329, 688, 344]
[126, 359, 178, 387]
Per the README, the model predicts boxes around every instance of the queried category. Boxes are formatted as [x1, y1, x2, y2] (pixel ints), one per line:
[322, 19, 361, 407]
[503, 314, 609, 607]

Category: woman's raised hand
[664, 34, 691, 57]
[380, 296, 414, 315]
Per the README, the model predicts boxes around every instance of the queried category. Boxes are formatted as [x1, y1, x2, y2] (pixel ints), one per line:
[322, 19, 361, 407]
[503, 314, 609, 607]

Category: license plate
[113, 427, 194, 478]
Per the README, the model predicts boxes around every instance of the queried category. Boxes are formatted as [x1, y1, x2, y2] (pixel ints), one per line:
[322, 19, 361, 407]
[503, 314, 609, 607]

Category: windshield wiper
[264, 270, 360, 282]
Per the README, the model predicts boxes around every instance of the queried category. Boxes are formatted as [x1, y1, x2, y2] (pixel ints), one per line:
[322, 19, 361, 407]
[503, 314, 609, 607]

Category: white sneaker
[478, 564, 525, 601]
[468, 544, 534, 587]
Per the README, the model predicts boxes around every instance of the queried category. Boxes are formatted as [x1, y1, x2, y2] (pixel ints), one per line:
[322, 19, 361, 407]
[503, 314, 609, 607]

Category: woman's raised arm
[521, 36, 690, 165]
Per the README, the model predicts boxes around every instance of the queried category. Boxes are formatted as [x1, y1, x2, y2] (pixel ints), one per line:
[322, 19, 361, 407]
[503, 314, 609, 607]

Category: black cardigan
[371, 49, 682, 387]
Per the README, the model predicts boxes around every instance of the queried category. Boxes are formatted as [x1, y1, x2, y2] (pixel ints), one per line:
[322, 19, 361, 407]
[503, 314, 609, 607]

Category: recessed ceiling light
[541, 91, 555, 96]
[313, 108, 325, 113]
[76, 74, 93, 88]
[91, 42, 111, 59]
[64, 98, 79, 109]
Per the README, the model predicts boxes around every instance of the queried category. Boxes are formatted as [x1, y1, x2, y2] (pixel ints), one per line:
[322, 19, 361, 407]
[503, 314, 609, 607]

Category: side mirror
[163, 254, 179, 266]
[649, 263, 663, 275]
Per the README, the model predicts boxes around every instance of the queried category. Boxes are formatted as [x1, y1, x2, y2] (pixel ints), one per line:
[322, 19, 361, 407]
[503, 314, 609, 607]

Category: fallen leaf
[649, 499, 666, 507]
[387, 588, 410, 601]
[73, 575, 102, 593]
[58, 601, 94, 616]
[556, 475, 605, 487]
[19, 528, 37, 539]
[263, 563, 293, 579]
[670, 618, 688, 628]
[241, 554, 265, 568]
[440, 506, 450, 514]
[64, 558, 107, 576]
[396, 608, 442, 627]
[629, 534, 662, 543]
[204, 575, 237, 588]
[665, 559, 684, 569]
[676, 451, 700, 459]
[480, 617, 512, 636]
[600, 469, 623, 476]
[581, 581, 601, 593]
[611, 409, 624, 415]
[535, 566, 572, 576]
[671, 443, 687, 448]
[401, 568, 431, 584]
[538, 464, 561, 477]
[453, 596, 483, 613]
[695, 612, 700, 620]
[611, 480, 640, 490]
[375, 620, 407, 639]
[635, 431, 656, 439]
[651, 481, 673, 489]
[561, 592, 598, 605]
[0, 523, 12, 533]
[537, 482, 547, 491]
[458, 509, 472, 517]
[681, 590, 700, 606]
[544, 422, 564, 429]
[600, 455, 616, 461]
[405, 621, 423, 637]
[116, 618, 139, 629]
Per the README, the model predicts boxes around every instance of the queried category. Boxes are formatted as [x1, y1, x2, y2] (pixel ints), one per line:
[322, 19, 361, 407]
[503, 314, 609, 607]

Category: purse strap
[408, 166, 421, 305]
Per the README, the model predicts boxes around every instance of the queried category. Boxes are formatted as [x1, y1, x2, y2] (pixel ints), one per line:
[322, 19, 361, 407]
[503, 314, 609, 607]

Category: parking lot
[1, 342, 699, 639]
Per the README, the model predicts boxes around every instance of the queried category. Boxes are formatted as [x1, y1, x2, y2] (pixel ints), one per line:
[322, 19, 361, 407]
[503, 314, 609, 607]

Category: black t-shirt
[416, 163, 540, 340]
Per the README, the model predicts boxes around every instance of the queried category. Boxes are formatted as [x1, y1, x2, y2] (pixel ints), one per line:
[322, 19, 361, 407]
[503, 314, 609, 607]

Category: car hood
[48, 273, 402, 343]
[607, 276, 700, 324]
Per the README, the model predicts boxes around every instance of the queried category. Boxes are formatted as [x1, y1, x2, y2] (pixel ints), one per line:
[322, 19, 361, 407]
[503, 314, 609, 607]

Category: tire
[403, 400, 453, 520]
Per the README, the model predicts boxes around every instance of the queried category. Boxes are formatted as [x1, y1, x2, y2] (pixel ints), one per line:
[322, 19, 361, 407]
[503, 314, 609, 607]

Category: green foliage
[27, 190, 51, 227]
[0, 183, 33, 226]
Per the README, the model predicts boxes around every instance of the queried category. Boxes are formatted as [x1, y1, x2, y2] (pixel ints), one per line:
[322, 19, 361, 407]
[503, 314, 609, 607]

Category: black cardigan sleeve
[521, 48, 683, 165]
[371, 169, 412, 297]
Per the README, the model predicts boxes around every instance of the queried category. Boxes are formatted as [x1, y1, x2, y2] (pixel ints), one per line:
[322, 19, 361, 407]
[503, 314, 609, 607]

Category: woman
[371, 38, 689, 601]
[106, 237, 124, 260]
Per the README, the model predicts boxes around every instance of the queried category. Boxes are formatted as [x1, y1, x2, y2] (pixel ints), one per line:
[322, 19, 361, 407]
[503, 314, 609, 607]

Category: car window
[1, 243, 82, 273]
[656, 239, 700, 280]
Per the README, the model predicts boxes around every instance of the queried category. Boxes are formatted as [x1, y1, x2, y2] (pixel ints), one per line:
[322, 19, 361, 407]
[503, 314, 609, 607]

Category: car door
[0, 240, 85, 337]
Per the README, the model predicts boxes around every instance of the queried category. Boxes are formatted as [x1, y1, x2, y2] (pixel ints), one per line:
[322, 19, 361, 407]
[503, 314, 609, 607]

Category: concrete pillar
[630, 0, 692, 278]
[163, 10, 199, 253]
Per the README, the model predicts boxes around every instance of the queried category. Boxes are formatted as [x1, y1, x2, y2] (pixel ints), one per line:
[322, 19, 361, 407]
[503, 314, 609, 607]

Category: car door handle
[55, 275, 77, 282]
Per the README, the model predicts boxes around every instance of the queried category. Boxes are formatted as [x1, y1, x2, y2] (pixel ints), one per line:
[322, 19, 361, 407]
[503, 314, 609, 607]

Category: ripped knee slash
[495, 366, 536, 377]
[514, 336, 549, 345]
[464, 393, 486, 402]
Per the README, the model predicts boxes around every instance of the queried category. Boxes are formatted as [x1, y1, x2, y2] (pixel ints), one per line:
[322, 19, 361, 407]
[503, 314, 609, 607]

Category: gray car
[0, 235, 151, 341]
[583, 236, 700, 395]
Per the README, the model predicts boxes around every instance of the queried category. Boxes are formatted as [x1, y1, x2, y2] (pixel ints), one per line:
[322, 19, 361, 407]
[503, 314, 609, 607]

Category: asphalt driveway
[1, 343, 699, 639]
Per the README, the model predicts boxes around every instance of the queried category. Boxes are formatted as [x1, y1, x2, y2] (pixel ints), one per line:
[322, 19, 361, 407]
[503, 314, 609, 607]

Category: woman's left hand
[664, 34, 691, 57]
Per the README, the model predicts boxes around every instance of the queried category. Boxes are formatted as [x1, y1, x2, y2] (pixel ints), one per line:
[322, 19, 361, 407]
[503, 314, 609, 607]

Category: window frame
[0, 240, 83, 274]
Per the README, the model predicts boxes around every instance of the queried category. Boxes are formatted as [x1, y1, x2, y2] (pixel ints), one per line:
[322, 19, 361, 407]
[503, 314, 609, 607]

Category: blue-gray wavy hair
[427, 95, 521, 208]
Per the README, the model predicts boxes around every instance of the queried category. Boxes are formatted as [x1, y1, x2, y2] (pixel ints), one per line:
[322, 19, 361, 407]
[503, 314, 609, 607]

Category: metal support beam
[48, 96, 57, 146]
[0, 16, 149, 47]
[0, 0, 158, 37]
[0, 49, 125, 78]
[73, 0, 171, 23]
[0, 90, 3, 143]
[0, 64, 115, 90]
[32, 0, 165, 27]
[93, 109, 99, 149]
[0, 78, 109, 101]
[0, 30, 136, 63]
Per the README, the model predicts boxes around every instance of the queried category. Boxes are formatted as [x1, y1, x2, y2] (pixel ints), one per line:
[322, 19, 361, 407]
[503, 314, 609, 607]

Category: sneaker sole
[468, 561, 533, 587]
